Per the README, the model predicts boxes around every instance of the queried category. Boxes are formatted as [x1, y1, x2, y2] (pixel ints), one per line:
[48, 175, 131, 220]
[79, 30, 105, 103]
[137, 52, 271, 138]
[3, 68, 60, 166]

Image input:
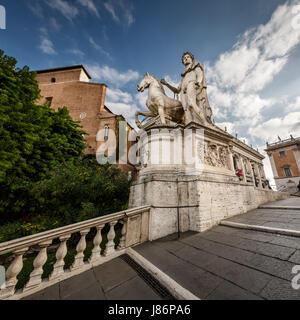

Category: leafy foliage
[0, 50, 86, 220]
[0, 51, 131, 243]
[32, 161, 131, 226]
[0, 161, 130, 243]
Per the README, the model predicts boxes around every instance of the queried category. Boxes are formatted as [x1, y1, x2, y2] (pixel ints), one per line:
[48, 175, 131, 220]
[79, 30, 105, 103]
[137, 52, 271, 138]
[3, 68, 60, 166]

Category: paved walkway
[135, 227, 300, 300]
[224, 198, 300, 231]
[260, 198, 300, 209]
[24, 198, 300, 300]
[24, 257, 164, 300]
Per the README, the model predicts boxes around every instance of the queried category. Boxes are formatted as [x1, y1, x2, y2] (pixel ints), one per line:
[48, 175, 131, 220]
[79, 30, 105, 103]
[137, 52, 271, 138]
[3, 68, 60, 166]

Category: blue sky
[1, 0, 300, 182]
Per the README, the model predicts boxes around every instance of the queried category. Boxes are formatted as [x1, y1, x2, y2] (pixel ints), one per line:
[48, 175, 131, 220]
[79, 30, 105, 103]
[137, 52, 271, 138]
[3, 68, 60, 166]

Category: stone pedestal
[129, 123, 289, 240]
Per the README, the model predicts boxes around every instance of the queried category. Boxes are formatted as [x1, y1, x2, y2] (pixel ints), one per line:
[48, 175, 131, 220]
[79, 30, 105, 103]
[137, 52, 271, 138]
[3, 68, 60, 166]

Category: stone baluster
[104, 221, 118, 256]
[118, 218, 128, 250]
[71, 229, 90, 271]
[24, 241, 52, 291]
[0, 247, 28, 298]
[49, 235, 71, 281]
[89, 224, 105, 263]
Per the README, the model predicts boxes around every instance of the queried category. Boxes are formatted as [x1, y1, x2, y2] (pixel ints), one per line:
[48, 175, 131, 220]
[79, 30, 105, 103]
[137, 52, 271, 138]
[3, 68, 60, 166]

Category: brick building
[265, 136, 300, 193]
[35, 65, 136, 175]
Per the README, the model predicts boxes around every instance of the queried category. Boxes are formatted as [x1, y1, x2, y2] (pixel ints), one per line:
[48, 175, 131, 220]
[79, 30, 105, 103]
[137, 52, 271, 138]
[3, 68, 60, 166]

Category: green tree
[32, 161, 131, 226]
[0, 50, 86, 220]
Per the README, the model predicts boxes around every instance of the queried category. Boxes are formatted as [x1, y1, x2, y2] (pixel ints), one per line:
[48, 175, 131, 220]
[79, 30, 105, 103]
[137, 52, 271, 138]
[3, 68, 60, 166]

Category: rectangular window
[45, 97, 53, 106]
[279, 151, 286, 157]
[284, 168, 292, 177]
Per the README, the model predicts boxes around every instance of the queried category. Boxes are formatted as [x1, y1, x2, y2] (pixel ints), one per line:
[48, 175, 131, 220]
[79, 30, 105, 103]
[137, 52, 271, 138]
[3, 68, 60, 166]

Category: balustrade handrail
[0, 205, 152, 300]
[267, 137, 300, 147]
[0, 206, 151, 255]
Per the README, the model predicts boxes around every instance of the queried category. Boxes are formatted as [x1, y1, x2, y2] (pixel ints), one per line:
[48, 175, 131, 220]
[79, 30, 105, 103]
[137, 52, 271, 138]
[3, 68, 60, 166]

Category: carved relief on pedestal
[204, 142, 230, 169]
[218, 146, 230, 169]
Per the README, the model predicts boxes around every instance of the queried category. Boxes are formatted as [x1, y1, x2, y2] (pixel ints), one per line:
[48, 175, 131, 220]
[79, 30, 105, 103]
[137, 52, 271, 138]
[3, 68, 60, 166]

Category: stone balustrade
[0, 206, 151, 300]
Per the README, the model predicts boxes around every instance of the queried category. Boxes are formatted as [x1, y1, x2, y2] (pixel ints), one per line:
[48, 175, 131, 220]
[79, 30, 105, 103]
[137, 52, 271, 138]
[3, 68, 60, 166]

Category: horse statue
[136, 73, 184, 129]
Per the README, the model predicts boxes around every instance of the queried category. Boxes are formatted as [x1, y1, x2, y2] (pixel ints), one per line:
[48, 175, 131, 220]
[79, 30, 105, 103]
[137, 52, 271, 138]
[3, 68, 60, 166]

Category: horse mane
[147, 74, 164, 91]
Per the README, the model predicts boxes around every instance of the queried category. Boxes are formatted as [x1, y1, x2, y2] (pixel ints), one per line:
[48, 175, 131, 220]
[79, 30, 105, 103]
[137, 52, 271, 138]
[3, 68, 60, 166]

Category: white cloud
[214, 121, 236, 135]
[286, 96, 300, 112]
[39, 38, 57, 55]
[106, 88, 133, 104]
[206, 0, 300, 150]
[239, 137, 250, 145]
[49, 17, 61, 31]
[104, 1, 119, 23]
[88, 36, 111, 58]
[103, 0, 134, 26]
[238, 56, 288, 93]
[28, 0, 44, 18]
[45, 0, 79, 21]
[77, 0, 100, 17]
[87, 64, 139, 87]
[118, 0, 134, 26]
[212, 46, 260, 89]
[249, 112, 300, 143]
[135, 91, 148, 109]
[69, 49, 85, 57]
[39, 28, 57, 55]
[209, 2, 300, 94]
[105, 102, 139, 127]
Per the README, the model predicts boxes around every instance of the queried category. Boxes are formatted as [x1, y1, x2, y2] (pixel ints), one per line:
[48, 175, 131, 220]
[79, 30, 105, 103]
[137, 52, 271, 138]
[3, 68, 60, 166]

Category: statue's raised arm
[160, 78, 181, 95]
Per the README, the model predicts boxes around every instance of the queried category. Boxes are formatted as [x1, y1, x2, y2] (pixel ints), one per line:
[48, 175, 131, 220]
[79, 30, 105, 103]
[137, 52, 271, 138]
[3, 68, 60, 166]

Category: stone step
[220, 220, 300, 238]
[259, 205, 300, 210]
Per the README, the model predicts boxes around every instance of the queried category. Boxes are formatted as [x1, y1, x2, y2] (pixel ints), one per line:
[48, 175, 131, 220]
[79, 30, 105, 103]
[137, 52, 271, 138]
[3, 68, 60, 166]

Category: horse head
[137, 72, 153, 92]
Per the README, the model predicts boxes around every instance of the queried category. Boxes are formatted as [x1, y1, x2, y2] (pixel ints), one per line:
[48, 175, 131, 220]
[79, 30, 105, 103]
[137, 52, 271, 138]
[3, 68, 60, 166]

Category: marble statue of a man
[161, 52, 212, 125]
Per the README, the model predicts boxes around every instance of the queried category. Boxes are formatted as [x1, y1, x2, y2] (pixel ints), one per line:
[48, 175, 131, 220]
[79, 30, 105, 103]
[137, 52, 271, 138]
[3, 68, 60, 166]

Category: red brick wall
[37, 81, 107, 153]
[36, 69, 83, 84]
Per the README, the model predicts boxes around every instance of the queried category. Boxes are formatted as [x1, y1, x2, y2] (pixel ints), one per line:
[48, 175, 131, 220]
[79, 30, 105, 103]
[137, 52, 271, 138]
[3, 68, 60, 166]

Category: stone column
[255, 163, 263, 188]
[241, 157, 247, 183]
[267, 152, 278, 177]
[228, 147, 235, 172]
[259, 164, 265, 187]
[250, 161, 256, 187]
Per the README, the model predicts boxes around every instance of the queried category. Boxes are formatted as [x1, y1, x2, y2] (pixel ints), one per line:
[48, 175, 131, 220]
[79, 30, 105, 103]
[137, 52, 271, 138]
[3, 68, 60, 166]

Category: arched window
[51, 77, 56, 83]
[284, 167, 292, 177]
[233, 156, 238, 170]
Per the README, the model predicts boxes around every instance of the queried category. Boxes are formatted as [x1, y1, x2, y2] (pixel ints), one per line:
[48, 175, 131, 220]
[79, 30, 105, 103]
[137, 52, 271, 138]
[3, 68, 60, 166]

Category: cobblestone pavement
[134, 198, 300, 300]
[135, 227, 300, 300]
[224, 198, 300, 231]
[261, 198, 300, 208]
[25, 198, 300, 300]
[23, 257, 164, 300]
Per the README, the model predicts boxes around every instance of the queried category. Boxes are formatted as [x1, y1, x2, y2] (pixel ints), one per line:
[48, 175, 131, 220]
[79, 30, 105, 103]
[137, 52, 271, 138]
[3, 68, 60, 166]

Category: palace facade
[265, 136, 300, 193]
